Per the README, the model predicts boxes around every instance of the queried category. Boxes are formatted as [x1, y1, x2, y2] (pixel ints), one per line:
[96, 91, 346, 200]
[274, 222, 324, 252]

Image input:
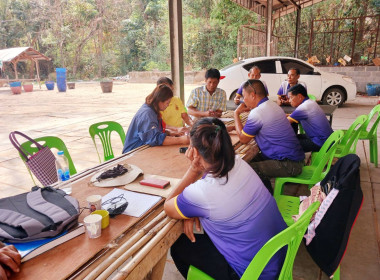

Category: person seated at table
[0, 243, 21, 280]
[164, 117, 287, 280]
[277, 68, 307, 106]
[287, 84, 333, 152]
[186, 68, 226, 119]
[234, 66, 268, 105]
[122, 84, 189, 153]
[157, 77, 193, 130]
[234, 79, 305, 193]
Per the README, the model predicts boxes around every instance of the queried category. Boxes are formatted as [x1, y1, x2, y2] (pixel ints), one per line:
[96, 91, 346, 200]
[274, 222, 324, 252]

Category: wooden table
[11, 145, 189, 280]
[11, 132, 257, 280]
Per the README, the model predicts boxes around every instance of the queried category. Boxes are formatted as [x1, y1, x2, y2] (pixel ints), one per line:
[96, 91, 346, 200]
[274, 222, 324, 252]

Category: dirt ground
[0, 81, 199, 197]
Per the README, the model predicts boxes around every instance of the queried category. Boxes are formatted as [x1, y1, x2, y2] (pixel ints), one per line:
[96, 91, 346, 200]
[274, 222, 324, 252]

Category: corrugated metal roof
[0, 47, 50, 63]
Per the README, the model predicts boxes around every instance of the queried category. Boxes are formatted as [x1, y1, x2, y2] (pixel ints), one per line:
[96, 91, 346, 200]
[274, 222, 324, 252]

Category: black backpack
[0, 186, 80, 243]
[305, 154, 363, 277]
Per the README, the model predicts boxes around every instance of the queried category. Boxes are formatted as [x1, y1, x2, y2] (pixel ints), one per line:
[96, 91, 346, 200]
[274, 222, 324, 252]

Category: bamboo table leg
[149, 253, 168, 280]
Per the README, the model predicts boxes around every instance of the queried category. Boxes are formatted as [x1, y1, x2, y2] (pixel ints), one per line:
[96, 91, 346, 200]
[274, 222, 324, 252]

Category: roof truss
[230, 0, 325, 19]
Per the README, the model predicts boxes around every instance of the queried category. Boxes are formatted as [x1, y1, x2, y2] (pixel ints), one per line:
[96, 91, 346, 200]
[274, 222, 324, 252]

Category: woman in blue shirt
[122, 84, 189, 153]
[164, 117, 287, 280]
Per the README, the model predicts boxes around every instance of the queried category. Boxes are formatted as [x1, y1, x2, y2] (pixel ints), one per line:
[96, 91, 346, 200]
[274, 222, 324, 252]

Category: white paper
[218, 117, 234, 122]
[101, 188, 161, 218]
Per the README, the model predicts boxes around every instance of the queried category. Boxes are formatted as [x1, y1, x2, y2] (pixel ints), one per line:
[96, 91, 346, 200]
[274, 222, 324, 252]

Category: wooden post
[266, 0, 273, 56]
[34, 59, 41, 89]
[309, 19, 314, 58]
[237, 28, 241, 59]
[12, 61, 18, 80]
[294, 8, 301, 58]
[169, 0, 185, 103]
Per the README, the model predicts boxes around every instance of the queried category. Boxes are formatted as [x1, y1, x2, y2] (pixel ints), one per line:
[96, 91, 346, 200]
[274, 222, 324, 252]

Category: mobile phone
[179, 147, 188, 153]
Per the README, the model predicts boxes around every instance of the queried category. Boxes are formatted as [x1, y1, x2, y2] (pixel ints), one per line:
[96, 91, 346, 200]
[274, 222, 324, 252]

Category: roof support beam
[273, 0, 324, 19]
[289, 0, 301, 10]
[169, 0, 185, 103]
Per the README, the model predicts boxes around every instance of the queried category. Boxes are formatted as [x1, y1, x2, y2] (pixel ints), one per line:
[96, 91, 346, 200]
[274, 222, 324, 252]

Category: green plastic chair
[187, 202, 321, 280]
[334, 115, 368, 158]
[359, 104, 380, 167]
[273, 130, 344, 215]
[20, 136, 77, 184]
[89, 121, 126, 162]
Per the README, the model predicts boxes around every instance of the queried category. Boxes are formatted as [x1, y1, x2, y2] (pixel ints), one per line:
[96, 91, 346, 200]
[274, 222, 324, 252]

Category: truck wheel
[322, 88, 345, 106]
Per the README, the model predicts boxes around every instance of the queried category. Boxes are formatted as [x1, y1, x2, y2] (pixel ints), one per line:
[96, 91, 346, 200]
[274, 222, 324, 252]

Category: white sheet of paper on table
[101, 188, 161, 218]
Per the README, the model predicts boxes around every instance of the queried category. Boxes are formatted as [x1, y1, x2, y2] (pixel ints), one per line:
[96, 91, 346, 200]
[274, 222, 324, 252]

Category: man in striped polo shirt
[186, 68, 227, 119]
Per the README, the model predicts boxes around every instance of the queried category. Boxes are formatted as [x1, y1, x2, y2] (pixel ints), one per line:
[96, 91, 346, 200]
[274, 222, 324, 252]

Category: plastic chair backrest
[362, 104, 380, 138]
[338, 115, 368, 156]
[308, 94, 317, 101]
[20, 136, 77, 176]
[187, 202, 321, 280]
[241, 201, 320, 280]
[311, 130, 344, 178]
[89, 121, 125, 162]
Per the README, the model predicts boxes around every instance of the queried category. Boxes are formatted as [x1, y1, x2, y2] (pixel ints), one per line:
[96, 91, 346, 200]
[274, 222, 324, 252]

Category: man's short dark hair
[288, 84, 307, 97]
[242, 79, 266, 97]
[249, 66, 261, 73]
[289, 68, 300, 75]
[205, 68, 221, 80]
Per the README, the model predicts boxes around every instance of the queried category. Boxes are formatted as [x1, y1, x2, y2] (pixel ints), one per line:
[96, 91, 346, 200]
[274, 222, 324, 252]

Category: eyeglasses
[102, 194, 128, 218]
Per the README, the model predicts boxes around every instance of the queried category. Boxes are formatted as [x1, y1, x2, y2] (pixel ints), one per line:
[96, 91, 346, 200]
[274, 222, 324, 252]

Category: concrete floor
[0, 83, 379, 279]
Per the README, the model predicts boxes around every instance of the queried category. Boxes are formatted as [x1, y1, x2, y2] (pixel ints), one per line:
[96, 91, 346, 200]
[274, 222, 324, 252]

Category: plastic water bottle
[55, 150, 72, 194]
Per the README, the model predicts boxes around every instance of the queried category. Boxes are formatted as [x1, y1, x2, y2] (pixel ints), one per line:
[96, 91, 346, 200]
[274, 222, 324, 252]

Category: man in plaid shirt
[186, 68, 227, 119]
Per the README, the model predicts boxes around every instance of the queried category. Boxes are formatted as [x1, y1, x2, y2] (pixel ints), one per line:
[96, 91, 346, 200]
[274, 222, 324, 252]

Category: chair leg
[369, 139, 374, 164]
[372, 137, 378, 167]
[332, 265, 340, 280]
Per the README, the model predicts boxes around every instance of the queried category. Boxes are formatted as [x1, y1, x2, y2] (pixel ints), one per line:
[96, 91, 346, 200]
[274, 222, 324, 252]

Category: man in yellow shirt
[157, 77, 193, 128]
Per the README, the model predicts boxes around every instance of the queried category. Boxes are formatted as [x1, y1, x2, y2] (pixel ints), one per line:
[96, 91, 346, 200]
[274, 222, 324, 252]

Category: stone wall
[318, 66, 380, 93]
[128, 70, 206, 84]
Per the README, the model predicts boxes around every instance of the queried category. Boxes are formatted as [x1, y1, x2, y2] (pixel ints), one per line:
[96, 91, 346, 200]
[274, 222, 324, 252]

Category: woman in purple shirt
[164, 117, 287, 280]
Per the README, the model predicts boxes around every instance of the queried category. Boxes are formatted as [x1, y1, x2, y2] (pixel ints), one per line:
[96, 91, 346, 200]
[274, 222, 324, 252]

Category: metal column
[266, 0, 273, 56]
[169, 0, 185, 102]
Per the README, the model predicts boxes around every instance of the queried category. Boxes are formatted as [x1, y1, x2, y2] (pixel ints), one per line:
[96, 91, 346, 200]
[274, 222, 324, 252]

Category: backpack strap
[26, 188, 77, 223]
[0, 209, 46, 237]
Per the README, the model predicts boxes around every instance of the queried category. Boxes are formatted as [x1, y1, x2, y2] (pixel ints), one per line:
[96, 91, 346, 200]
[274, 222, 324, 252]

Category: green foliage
[1, 0, 378, 78]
